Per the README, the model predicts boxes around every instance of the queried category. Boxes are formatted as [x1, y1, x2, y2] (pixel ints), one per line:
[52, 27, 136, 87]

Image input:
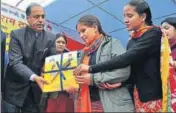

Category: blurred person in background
[161, 17, 176, 112]
[40, 33, 76, 112]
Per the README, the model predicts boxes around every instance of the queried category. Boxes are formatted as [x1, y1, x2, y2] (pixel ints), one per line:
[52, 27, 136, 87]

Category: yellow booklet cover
[42, 51, 79, 92]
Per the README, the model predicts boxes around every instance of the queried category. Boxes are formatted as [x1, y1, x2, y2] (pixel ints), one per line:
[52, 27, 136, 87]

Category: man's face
[27, 6, 45, 32]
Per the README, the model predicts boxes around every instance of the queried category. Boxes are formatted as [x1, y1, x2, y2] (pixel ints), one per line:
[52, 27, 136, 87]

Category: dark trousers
[2, 86, 40, 113]
[2, 100, 20, 113]
[1, 100, 39, 113]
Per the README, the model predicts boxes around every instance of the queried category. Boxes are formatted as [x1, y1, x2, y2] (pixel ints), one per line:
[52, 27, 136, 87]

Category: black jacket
[89, 27, 162, 102]
[2, 27, 57, 107]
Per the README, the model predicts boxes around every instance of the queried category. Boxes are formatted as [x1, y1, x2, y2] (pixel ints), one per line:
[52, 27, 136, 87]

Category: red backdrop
[64, 34, 84, 51]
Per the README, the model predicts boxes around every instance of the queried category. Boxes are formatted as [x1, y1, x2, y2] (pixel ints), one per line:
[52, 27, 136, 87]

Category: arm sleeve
[90, 38, 131, 86]
[8, 31, 35, 82]
[92, 66, 130, 86]
[89, 29, 162, 73]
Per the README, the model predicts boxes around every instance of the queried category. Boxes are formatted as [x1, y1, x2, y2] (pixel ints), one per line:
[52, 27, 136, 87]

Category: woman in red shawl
[161, 17, 176, 112]
[40, 33, 76, 112]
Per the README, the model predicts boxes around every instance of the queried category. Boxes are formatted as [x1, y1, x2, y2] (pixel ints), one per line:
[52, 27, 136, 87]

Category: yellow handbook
[42, 51, 79, 92]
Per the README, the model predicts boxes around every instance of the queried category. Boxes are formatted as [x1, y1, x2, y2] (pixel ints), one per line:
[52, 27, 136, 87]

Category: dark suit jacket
[2, 26, 57, 107]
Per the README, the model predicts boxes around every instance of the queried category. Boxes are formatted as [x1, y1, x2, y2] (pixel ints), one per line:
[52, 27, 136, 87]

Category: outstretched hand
[73, 64, 90, 76]
[34, 76, 49, 90]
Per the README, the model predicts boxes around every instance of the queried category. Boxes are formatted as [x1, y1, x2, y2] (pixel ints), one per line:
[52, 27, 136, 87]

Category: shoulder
[104, 36, 122, 44]
[12, 27, 26, 35]
[143, 27, 162, 37]
[104, 36, 125, 54]
[107, 37, 124, 49]
[111, 37, 123, 45]
[139, 26, 162, 43]
[10, 27, 26, 41]
[45, 30, 56, 39]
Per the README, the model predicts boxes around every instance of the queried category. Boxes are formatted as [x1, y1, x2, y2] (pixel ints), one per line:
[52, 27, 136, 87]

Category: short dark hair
[161, 17, 176, 29]
[127, 0, 153, 25]
[55, 33, 67, 44]
[76, 14, 107, 36]
[26, 3, 43, 16]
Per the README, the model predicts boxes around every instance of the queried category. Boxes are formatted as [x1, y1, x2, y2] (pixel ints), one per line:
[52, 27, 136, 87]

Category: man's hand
[98, 83, 121, 90]
[73, 64, 90, 76]
[33, 76, 49, 89]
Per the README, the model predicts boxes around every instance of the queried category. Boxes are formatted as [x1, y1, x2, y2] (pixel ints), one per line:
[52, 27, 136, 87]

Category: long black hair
[126, 0, 153, 25]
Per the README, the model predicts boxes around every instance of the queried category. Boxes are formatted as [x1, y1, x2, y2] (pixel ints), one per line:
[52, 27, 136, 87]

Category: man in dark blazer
[2, 3, 56, 112]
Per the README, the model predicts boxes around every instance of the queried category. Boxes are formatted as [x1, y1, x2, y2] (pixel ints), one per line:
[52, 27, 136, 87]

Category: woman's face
[55, 36, 66, 52]
[161, 22, 176, 39]
[77, 23, 98, 46]
[123, 5, 146, 31]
